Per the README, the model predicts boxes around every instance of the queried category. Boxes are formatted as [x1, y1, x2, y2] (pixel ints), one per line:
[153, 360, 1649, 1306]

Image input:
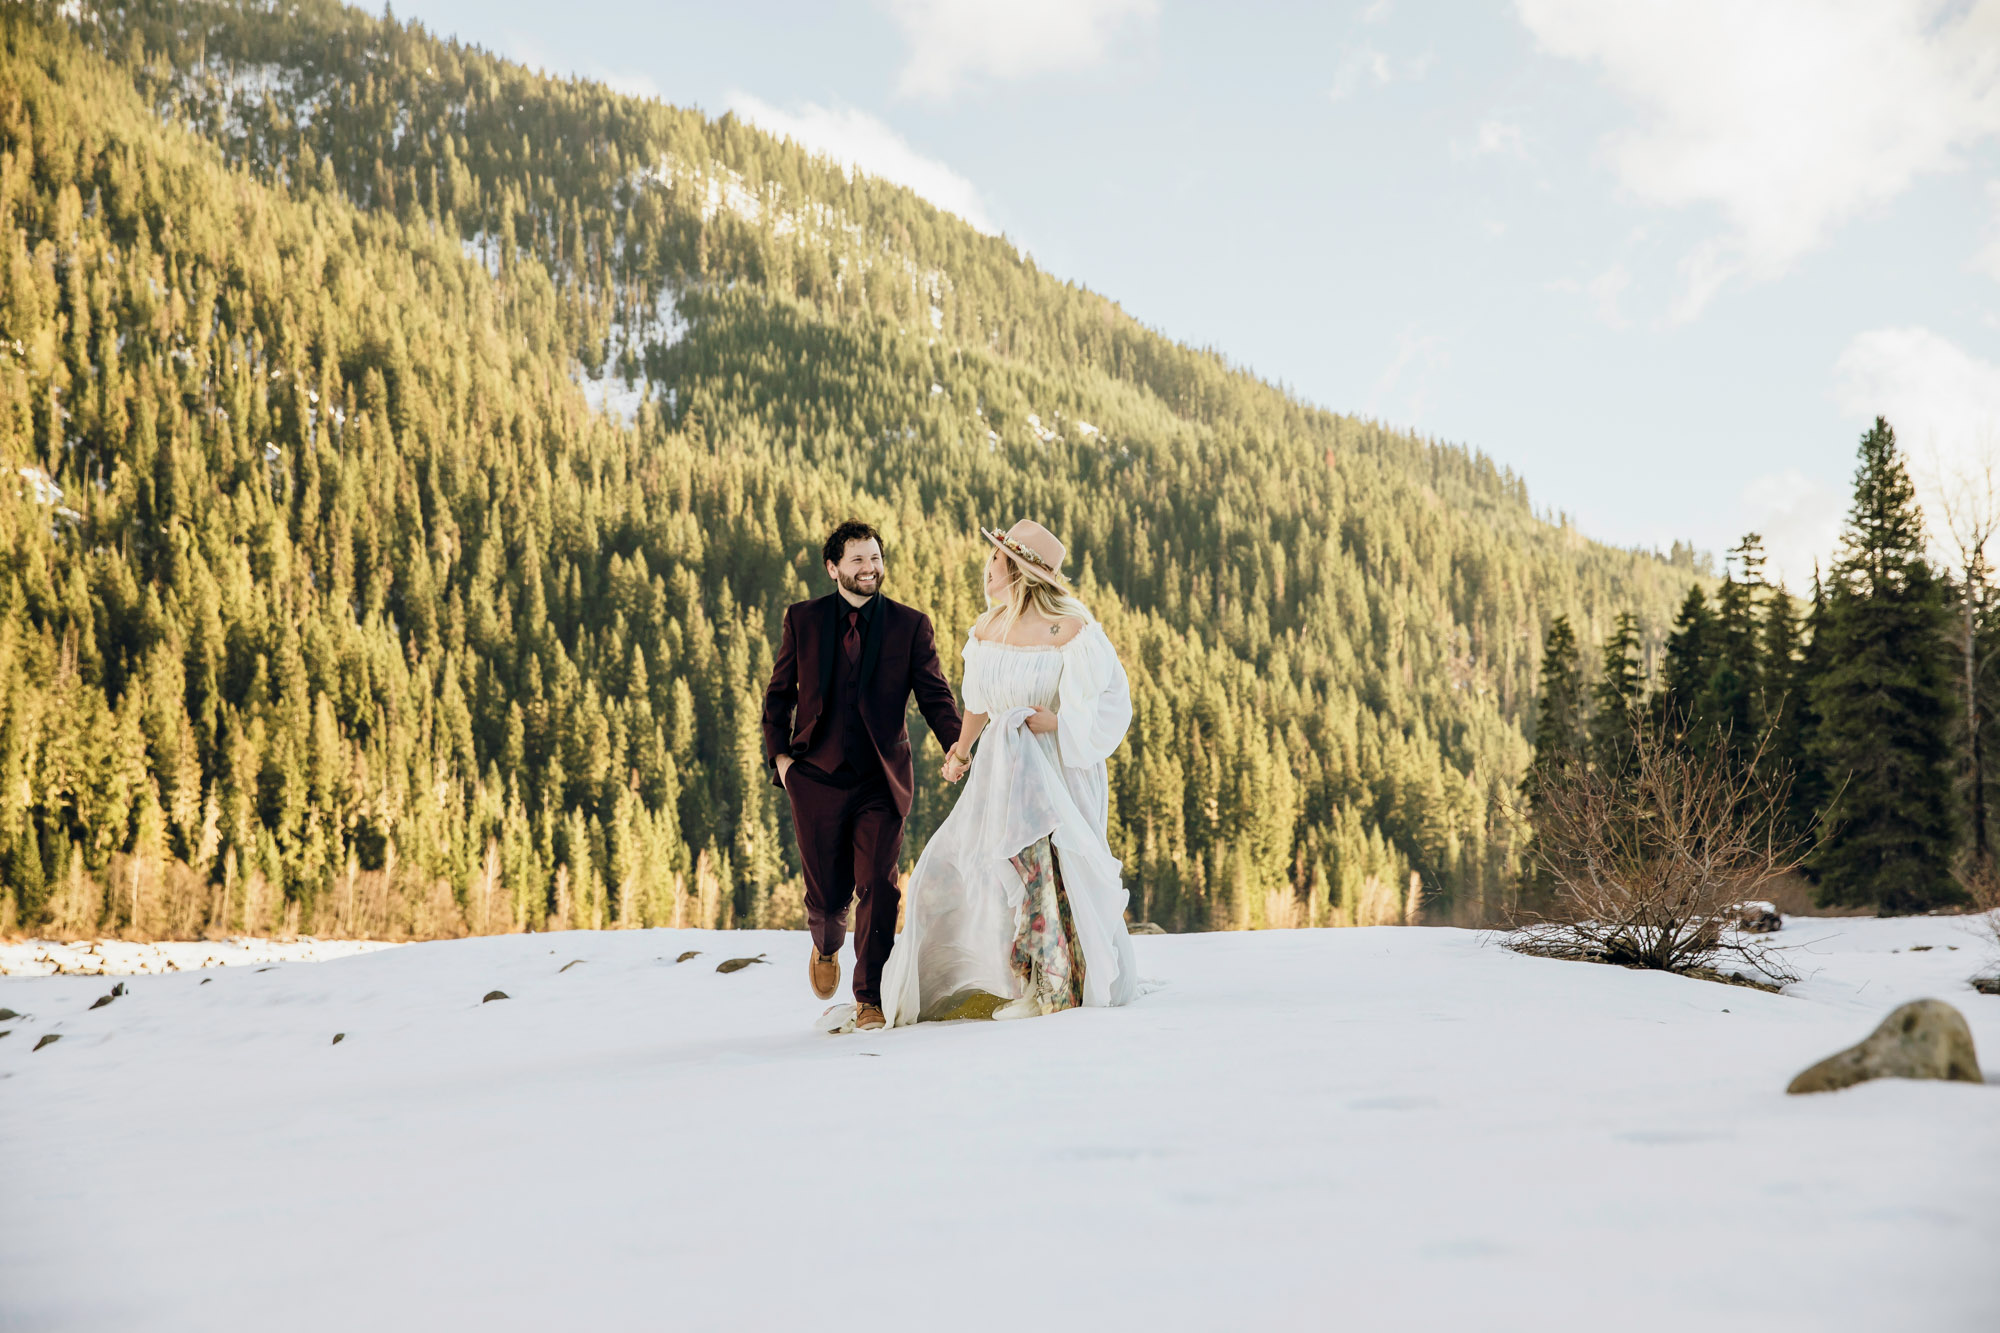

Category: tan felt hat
[982, 519, 1072, 595]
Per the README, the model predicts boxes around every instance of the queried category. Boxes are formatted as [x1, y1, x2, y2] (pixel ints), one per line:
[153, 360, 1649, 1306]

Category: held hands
[941, 746, 970, 784]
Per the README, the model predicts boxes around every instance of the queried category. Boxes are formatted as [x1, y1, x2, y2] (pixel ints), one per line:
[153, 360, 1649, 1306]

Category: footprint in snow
[675, 951, 701, 963]
[716, 955, 768, 974]
[558, 959, 588, 973]
[482, 990, 509, 1003]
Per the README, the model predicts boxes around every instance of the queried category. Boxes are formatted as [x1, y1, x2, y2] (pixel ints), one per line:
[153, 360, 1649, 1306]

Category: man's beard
[838, 570, 882, 598]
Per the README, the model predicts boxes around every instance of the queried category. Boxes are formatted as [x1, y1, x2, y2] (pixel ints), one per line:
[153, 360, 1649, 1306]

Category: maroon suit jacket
[762, 593, 962, 817]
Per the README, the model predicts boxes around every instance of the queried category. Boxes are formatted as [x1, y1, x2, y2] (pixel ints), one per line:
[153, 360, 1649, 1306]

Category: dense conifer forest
[0, 1, 1705, 940]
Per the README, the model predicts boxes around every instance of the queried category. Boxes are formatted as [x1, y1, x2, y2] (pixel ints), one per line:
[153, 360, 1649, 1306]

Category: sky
[388, 0, 2000, 589]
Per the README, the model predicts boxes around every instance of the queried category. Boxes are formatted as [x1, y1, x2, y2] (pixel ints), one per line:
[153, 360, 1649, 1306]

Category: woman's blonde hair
[978, 558, 1091, 640]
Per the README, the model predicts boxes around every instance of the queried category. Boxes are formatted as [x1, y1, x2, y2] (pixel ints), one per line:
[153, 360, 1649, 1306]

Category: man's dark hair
[823, 521, 883, 567]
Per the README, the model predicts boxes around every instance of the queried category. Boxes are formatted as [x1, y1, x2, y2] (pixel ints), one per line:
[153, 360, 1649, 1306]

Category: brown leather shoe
[809, 947, 840, 1001]
[855, 1002, 886, 1031]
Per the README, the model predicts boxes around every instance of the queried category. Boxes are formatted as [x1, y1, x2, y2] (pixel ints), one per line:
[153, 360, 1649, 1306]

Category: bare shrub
[1509, 718, 1802, 986]
[1957, 860, 2000, 974]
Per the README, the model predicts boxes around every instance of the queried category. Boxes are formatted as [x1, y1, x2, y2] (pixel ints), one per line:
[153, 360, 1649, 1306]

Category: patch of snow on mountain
[459, 231, 503, 279]
[624, 157, 955, 342]
[572, 363, 647, 426]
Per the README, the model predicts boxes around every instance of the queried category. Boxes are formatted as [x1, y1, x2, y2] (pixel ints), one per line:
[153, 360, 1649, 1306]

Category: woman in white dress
[879, 519, 1138, 1026]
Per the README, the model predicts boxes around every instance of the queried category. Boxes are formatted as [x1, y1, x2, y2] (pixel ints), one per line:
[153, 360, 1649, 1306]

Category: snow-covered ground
[4, 917, 1997, 1332]
[0, 936, 402, 976]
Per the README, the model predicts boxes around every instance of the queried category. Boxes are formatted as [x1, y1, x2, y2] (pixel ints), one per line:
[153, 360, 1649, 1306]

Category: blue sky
[391, 0, 2000, 588]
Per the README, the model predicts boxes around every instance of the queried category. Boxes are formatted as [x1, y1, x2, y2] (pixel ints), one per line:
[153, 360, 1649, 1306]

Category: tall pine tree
[1590, 611, 1644, 776]
[1763, 573, 1823, 848]
[1528, 617, 1586, 786]
[1658, 587, 1716, 740]
[1521, 616, 1586, 914]
[1703, 534, 1767, 760]
[1809, 419, 1961, 911]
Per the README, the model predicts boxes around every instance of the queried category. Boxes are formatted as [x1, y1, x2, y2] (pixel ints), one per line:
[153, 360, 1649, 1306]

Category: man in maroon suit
[763, 522, 961, 1031]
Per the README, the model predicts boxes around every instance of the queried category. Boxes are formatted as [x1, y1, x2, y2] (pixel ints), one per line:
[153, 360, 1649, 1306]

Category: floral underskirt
[1008, 836, 1084, 1014]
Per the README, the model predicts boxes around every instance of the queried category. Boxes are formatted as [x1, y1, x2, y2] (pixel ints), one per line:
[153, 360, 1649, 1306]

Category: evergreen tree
[1809, 419, 1961, 911]
[1589, 611, 1643, 775]
[1969, 582, 2000, 874]
[1528, 617, 1585, 785]
[1762, 575, 1822, 847]
[1703, 534, 1766, 758]
[1658, 587, 1716, 739]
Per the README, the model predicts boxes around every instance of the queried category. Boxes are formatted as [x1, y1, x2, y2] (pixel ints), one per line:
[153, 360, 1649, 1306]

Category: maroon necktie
[844, 609, 862, 669]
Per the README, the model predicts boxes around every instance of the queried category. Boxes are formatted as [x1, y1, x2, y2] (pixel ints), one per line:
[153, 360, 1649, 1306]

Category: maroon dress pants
[784, 764, 902, 1005]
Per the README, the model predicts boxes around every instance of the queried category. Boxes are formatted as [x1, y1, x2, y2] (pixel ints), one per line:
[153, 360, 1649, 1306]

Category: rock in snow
[1732, 900, 1783, 933]
[1787, 998, 1983, 1094]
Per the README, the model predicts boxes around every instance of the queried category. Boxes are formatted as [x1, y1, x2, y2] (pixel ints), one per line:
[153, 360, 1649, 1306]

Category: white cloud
[1328, 46, 1392, 100]
[727, 93, 997, 233]
[1835, 326, 2000, 459]
[1977, 180, 2000, 281]
[1516, 0, 2000, 321]
[1725, 329, 2000, 588]
[1330, 46, 1394, 100]
[1475, 119, 1527, 158]
[1834, 325, 2000, 562]
[882, 0, 1157, 100]
[1329, 43, 1432, 101]
[1737, 469, 1846, 592]
[1550, 264, 1631, 328]
[1459, 118, 1529, 160]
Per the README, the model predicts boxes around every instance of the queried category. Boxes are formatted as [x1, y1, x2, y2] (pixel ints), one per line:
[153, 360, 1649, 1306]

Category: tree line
[1528, 419, 1973, 914]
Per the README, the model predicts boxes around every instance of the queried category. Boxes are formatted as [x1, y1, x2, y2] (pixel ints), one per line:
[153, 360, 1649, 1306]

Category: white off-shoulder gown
[879, 621, 1139, 1025]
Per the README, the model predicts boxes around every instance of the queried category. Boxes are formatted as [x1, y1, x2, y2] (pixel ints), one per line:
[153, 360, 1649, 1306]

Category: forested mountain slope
[0, 1, 1694, 939]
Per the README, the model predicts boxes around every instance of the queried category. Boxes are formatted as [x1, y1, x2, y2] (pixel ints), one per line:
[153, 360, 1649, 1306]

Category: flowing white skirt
[881, 706, 1139, 1025]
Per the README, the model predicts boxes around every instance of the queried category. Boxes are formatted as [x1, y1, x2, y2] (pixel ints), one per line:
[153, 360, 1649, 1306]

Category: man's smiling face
[829, 537, 884, 598]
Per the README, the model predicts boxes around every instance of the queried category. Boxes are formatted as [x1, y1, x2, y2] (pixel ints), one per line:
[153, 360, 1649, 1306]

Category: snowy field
[4, 917, 1998, 1332]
